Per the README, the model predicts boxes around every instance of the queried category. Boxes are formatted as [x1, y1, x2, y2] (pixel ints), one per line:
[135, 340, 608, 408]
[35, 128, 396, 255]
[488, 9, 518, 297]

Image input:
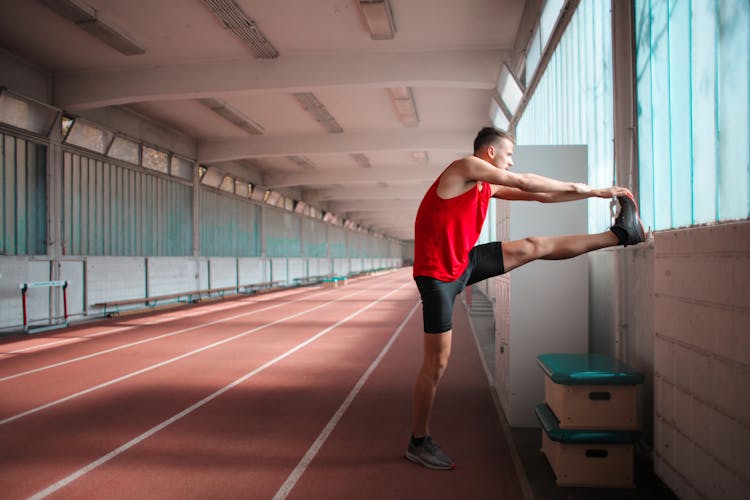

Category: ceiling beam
[200, 129, 473, 163]
[53, 49, 506, 110]
[264, 165, 442, 188]
[328, 199, 419, 213]
[345, 209, 419, 220]
[305, 185, 423, 202]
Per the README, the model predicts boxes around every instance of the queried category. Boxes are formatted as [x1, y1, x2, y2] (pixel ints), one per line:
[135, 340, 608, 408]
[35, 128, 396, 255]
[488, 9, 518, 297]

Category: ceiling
[0, 0, 531, 241]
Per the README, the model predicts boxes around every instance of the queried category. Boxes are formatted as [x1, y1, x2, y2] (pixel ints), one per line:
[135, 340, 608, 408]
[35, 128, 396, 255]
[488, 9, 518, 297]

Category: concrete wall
[0, 48, 50, 103]
[589, 220, 750, 499]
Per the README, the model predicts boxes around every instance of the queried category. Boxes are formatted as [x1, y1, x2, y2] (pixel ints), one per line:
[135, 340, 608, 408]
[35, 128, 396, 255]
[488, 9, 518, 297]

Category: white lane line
[0, 288, 327, 383]
[1, 281, 385, 425]
[272, 300, 420, 500]
[27, 281, 411, 500]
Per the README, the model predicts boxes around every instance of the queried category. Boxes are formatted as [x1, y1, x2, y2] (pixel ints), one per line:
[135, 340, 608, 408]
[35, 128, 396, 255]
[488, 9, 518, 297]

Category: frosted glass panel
[517, 0, 613, 234]
[635, 0, 750, 229]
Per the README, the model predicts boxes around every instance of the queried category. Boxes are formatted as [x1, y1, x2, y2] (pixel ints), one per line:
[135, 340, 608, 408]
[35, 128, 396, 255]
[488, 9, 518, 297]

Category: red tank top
[413, 176, 491, 281]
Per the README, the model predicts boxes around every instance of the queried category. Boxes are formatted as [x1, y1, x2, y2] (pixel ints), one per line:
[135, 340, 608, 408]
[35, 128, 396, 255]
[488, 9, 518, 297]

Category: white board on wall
[498, 145, 589, 427]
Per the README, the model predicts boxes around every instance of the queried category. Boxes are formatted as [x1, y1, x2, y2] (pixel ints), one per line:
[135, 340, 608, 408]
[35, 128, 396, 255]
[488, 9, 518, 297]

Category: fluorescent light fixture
[39, 0, 144, 55]
[411, 151, 429, 164]
[387, 87, 419, 127]
[0, 88, 60, 136]
[497, 64, 524, 116]
[488, 96, 510, 130]
[201, 0, 278, 59]
[39, 0, 94, 21]
[293, 92, 343, 133]
[76, 19, 145, 55]
[199, 98, 264, 135]
[358, 0, 396, 40]
[287, 155, 316, 170]
[350, 153, 371, 168]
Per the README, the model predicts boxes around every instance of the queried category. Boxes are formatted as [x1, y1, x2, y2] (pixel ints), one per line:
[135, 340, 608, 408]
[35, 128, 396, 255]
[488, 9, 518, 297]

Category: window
[170, 155, 193, 180]
[0, 89, 59, 136]
[219, 175, 235, 193]
[635, 0, 749, 229]
[107, 135, 139, 164]
[64, 119, 113, 154]
[142, 145, 168, 173]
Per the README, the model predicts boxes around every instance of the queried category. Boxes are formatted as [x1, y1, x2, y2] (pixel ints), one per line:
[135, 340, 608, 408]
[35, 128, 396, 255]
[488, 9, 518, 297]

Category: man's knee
[422, 347, 450, 381]
[514, 236, 548, 260]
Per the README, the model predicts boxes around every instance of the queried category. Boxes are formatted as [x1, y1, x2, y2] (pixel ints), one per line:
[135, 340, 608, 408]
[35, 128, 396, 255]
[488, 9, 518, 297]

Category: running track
[0, 268, 523, 499]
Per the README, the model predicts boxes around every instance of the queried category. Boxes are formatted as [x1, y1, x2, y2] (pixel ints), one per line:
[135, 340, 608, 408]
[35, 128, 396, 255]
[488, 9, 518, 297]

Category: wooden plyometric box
[536, 403, 640, 488]
[322, 277, 346, 289]
[537, 353, 644, 430]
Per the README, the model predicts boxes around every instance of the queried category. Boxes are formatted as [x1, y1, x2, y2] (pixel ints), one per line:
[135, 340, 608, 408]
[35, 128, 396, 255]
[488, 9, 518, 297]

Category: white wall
[589, 220, 749, 500]
[493, 145, 589, 427]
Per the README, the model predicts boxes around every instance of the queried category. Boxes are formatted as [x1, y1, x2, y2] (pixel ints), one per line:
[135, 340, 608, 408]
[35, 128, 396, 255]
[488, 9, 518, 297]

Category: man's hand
[590, 186, 633, 199]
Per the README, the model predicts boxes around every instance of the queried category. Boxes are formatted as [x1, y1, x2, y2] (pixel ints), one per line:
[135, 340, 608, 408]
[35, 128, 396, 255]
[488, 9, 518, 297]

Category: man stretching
[406, 127, 645, 470]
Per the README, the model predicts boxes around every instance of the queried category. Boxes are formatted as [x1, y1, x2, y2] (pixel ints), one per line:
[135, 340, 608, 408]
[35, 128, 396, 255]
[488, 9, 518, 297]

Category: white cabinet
[492, 145, 590, 427]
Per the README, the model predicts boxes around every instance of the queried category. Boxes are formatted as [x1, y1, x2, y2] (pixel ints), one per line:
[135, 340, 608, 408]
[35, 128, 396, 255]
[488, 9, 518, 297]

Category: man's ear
[486, 145, 496, 159]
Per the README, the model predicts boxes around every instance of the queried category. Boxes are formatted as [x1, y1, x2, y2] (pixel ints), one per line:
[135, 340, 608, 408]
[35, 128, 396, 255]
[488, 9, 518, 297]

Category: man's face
[490, 138, 514, 170]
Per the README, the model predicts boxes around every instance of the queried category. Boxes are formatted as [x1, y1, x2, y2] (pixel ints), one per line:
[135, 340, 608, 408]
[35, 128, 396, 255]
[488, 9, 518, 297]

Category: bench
[239, 280, 285, 294]
[347, 267, 393, 279]
[95, 280, 286, 316]
[293, 275, 331, 287]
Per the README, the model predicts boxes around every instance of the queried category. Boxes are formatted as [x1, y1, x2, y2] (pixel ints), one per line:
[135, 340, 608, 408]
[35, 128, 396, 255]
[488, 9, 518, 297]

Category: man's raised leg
[502, 231, 619, 272]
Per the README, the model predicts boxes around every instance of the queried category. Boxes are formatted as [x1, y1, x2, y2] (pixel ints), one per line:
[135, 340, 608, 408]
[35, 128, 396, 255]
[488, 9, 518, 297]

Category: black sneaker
[405, 436, 455, 470]
[611, 195, 646, 246]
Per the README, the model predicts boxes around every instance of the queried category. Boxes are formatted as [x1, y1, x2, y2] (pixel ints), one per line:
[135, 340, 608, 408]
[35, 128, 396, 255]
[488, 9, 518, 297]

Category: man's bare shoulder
[442, 156, 482, 177]
[437, 157, 484, 198]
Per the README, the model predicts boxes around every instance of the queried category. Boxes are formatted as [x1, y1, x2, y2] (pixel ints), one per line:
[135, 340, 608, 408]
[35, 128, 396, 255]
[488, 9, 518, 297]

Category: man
[406, 127, 645, 470]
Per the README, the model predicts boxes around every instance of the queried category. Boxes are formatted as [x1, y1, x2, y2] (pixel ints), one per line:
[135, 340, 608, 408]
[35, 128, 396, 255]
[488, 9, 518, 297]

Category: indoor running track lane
[0, 268, 523, 499]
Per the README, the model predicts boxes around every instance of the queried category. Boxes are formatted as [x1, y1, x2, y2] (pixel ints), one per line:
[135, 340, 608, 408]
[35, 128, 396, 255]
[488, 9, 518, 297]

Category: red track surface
[0, 268, 522, 499]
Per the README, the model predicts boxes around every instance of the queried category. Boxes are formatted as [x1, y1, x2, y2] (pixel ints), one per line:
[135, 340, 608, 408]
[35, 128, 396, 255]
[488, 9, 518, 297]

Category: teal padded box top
[535, 403, 641, 444]
[537, 353, 644, 386]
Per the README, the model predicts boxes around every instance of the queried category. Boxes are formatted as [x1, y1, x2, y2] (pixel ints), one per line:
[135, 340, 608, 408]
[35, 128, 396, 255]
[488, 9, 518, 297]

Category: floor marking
[26, 281, 411, 500]
[273, 300, 420, 500]
[0, 288, 328, 383]
[1, 281, 387, 424]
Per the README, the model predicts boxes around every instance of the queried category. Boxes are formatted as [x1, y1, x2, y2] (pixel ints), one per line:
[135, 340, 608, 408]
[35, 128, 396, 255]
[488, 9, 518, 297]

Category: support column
[611, 0, 639, 197]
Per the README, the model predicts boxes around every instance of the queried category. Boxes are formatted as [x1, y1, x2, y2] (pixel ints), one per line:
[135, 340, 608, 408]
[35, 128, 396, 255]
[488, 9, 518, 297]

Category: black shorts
[414, 242, 505, 334]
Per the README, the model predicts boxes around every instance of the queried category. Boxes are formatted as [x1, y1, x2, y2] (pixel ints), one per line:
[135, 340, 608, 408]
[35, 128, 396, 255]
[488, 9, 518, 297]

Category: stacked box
[322, 277, 347, 289]
[535, 353, 644, 488]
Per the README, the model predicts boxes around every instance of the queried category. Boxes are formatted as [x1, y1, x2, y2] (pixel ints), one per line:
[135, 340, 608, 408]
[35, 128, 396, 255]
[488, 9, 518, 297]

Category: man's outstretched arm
[493, 185, 633, 202]
[458, 156, 591, 194]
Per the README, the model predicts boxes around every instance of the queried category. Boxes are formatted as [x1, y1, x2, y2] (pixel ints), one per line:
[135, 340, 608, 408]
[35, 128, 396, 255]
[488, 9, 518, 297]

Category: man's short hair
[473, 127, 515, 153]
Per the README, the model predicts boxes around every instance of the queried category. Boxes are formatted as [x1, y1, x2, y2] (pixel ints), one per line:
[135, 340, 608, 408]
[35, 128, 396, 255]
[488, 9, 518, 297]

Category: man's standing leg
[406, 331, 456, 470]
